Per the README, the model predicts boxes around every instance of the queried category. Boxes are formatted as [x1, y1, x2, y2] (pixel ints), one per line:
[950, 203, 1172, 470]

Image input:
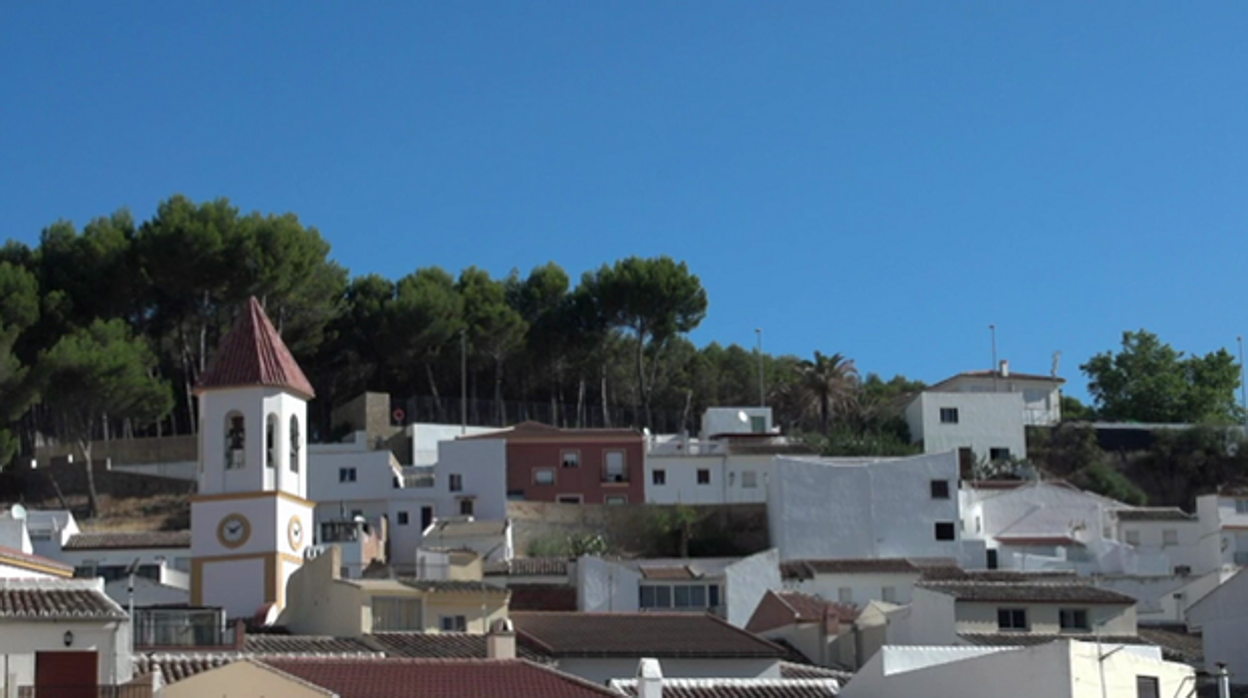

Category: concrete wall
[1197, 494, 1248, 572]
[555, 657, 779, 686]
[701, 408, 773, 437]
[1187, 568, 1248, 676]
[645, 454, 773, 505]
[34, 435, 196, 468]
[769, 453, 962, 561]
[1096, 568, 1234, 625]
[786, 570, 922, 607]
[577, 555, 642, 613]
[411, 424, 499, 466]
[1114, 519, 1201, 573]
[724, 549, 782, 628]
[906, 392, 1027, 462]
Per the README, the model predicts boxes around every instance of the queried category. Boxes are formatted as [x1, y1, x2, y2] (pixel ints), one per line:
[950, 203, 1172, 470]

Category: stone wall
[507, 501, 769, 558]
[33, 435, 196, 468]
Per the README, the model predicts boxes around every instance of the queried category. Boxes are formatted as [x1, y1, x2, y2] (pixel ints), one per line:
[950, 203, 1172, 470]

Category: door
[987, 549, 999, 570]
[36, 651, 99, 698]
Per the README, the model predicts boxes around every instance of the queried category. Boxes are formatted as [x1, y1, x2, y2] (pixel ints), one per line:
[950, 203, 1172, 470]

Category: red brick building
[463, 422, 645, 505]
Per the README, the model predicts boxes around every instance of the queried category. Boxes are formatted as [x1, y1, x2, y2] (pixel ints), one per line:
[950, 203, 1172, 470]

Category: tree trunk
[494, 357, 505, 426]
[424, 363, 443, 420]
[80, 438, 99, 520]
[634, 333, 648, 429]
[576, 378, 586, 428]
[601, 365, 611, 428]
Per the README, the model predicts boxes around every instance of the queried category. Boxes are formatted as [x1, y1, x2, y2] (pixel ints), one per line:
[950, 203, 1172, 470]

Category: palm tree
[799, 351, 860, 434]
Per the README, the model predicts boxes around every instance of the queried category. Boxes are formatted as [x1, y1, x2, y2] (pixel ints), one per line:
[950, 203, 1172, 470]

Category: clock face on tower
[287, 514, 305, 551]
[217, 513, 252, 549]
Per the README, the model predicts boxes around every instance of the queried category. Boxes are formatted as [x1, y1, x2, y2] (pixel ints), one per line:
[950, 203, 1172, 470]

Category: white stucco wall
[701, 408, 773, 437]
[724, 549, 781, 627]
[894, 588, 960, 646]
[577, 555, 642, 613]
[1196, 495, 1248, 572]
[905, 392, 1027, 462]
[644, 454, 773, 505]
[1188, 568, 1248, 676]
[555, 657, 779, 686]
[198, 387, 308, 500]
[769, 453, 963, 561]
[786, 570, 923, 607]
[1114, 519, 1201, 573]
[0, 562, 58, 580]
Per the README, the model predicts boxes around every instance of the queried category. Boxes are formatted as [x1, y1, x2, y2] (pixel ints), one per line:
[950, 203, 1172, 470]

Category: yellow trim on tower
[191, 490, 314, 507]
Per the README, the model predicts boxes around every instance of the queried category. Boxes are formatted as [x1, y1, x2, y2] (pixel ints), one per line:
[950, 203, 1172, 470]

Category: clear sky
[3, 3, 1246, 399]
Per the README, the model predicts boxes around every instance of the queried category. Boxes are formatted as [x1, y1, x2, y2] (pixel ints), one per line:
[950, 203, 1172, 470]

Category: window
[605, 495, 627, 505]
[1237, 499, 1248, 514]
[534, 468, 555, 486]
[449, 474, 463, 492]
[557, 494, 583, 504]
[1125, 530, 1140, 546]
[989, 447, 1011, 462]
[1136, 676, 1160, 698]
[674, 585, 707, 608]
[266, 414, 277, 468]
[225, 413, 246, 469]
[397, 511, 410, 526]
[837, 587, 853, 604]
[697, 469, 711, 485]
[934, 522, 956, 541]
[930, 479, 950, 499]
[997, 608, 1028, 631]
[440, 615, 468, 632]
[289, 415, 300, 472]
[421, 506, 434, 530]
[882, 586, 897, 603]
[372, 597, 422, 631]
[652, 469, 667, 485]
[561, 450, 580, 468]
[750, 415, 767, 433]
[339, 467, 357, 483]
[641, 584, 716, 609]
[459, 498, 475, 516]
[604, 450, 627, 482]
[1059, 608, 1089, 632]
[939, 407, 959, 424]
[1162, 529, 1179, 546]
[640, 585, 672, 609]
[742, 470, 758, 489]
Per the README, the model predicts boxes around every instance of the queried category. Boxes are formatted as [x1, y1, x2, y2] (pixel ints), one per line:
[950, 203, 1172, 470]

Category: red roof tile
[777, 591, 856, 624]
[262, 658, 619, 698]
[512, 611, 786, 659]
[198, 297, 315, 398]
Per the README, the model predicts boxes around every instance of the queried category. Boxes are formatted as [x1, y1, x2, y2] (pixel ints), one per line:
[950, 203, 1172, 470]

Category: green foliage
[1059, 395, 1093, 421]
[806, 424, 920, 457]
[1081, 329, 1242, 424]
[525, 532, 610, 558]
[0, 262, 40, 465]
[1077, 461, 1147, 506]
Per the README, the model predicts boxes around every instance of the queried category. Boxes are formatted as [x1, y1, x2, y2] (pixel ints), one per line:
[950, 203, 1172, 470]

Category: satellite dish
[737, 410, 749, 424]
[9, 504, 27, 520]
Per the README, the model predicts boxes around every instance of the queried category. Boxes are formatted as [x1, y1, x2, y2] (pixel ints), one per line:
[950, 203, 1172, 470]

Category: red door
[36, 651, 98, 698]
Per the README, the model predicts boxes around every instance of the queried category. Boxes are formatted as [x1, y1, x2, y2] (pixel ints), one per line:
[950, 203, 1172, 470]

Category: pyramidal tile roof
[198, 297, 315, 399]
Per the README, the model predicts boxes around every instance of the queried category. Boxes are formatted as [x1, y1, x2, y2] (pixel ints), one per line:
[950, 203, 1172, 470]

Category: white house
[924, 362, 1066, 426]
[510, 611, 787, 686]
[841, 639, 1193, 698]
[1186, 567, 1248, 679]
[891, 580, 1139, 648]
[577, 549, 781, 628]
[780, 558, 940, 608]
[56, 531, 192, 589]
[767, 452, 982, 565]
[905, 392, 1028, 466]
[700, 407, 776, 438]
[644, 451, 775, 505]
[1111, 507, 1202, 575]
[1195, 487, 1248, 573]
[0, 578, 134, 696]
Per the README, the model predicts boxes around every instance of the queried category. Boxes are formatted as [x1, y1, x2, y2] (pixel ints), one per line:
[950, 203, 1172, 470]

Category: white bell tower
[189, 297, 316, 617]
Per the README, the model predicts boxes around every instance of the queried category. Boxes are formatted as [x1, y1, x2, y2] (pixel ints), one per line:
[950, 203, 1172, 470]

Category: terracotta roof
[640, 565, 698, 580]
[63, 530, 191, 550]
[994, 535, 1082, 547]
[245, 635, 378, 654]
[610, 678, 841, 697]
[781, 557, 957, 579]
[398, 579, 508, 594]
[921, 568, 1079, 583]
[919, 581, 1134, 604]
[483, 557, 571, 577]
[777, 591, 856, 624]
[959, 633, 1147, 648]
[1115, 508, 1196, 522]
[135, 655, 235, 683]
[512, 612, 786, 659]
[262, 658, 620, 698]
[0, 579, 127, 619]
[198, 296, 315, 398]
[506, 584, 578, 612]
[1137, 624, 1203, 664]
[0, 545, 73, 576]
[929, 370, 1066, 390]
[459, 421, 641, 441]
[365, 632, 548, 662]
[780, 662, 853, 682]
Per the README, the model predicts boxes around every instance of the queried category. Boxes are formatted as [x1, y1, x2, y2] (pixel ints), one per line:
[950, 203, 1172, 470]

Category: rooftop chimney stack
[637, 658, 663, 698]
[487, 618, 515, 660]
[999, 359, 1010, 378]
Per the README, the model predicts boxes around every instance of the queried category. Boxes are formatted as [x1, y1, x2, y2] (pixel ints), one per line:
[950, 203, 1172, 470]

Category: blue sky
[3, 3, 1247, 400]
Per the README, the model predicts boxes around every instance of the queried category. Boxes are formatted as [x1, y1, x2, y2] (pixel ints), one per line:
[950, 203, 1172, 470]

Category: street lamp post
[460, 329, 468, 434]
[755, 328, 765, 407]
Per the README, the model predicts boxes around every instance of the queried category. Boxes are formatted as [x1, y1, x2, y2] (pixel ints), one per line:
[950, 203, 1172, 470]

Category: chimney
[636, 658, 663, 698]
[1216, 663, 1231, 698]
[486, 618, 515, 660]
[999, 359, 1010, 378]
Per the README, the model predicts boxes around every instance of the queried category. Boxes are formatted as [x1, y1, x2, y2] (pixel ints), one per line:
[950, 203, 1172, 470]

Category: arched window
[289, 415, 301, 473]
[266, 414, 278, 468]
[225, 412, 246, 470]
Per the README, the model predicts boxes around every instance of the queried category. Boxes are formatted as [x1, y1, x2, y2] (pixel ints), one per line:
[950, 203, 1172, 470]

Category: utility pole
[755, 328, 765, 407]
[460, 329, 468, 434]
[1239, 336, 1246, 429]
[989, 324, 998, 392]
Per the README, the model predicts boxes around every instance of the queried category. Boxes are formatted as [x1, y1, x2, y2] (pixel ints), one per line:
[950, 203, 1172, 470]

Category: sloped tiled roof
[0, 580, 127, 619]
[198, 296, 315, 398]
[780, 662, 853, 682]
[512, 612, 786, 659]
[610, 678, 840, 698]
[1137, 624, 1203, 664]
[365, 632, 548, 662]
[262, 657, 620, 698]
[507, 584, 578, 611]
[398, 579, 508, 594]
[64, 530, 191, 550]
[781, 557, 960, 580]
[483, 557, 571, 577]
[135, 654, 236, 683]
[919, 581, 1134, 604]
[1115, 508, 1196, 522]
[777, 591, 856, 624]
[245, 635, 377, 654]
[640, 565, 697, 580]
[0, 545, 73, 576]
[960, 633, 1148, 648]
